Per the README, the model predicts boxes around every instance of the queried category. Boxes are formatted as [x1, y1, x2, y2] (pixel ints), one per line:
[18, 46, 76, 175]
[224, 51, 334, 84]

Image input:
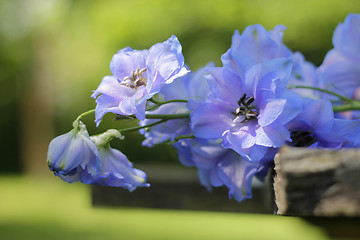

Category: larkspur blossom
[191, 57, 303, 162]
[286, 98, 360, 148]
[92, 35, 189, 125]
[47, 121, 101, 183]
[190, 25, 323, 162]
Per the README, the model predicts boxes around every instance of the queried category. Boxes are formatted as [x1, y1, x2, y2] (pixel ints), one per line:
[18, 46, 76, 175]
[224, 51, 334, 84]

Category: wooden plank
[274, 147, 360, 216]
[92, 164, 272, 213]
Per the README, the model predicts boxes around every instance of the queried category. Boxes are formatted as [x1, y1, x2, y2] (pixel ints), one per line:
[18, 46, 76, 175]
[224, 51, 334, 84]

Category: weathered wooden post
[274, 146, 360, 216]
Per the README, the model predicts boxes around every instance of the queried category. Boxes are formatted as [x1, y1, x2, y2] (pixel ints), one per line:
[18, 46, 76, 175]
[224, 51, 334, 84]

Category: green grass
[0, 176, 329, 240]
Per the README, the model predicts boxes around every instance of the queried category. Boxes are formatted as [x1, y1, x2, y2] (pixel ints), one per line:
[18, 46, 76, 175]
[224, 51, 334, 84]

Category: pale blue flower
[191, 58, 303, 162]
[92, 35, 189, 125]
[286, 98, 360, 148]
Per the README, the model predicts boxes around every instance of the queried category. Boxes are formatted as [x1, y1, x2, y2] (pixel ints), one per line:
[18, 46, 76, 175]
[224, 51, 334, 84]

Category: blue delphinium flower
[89, 130, 150, 191]
[92, 35, 189, 125]
[318, 14, 360, 119]
[139, 63, 212, 146]
[190, 24, 315, 162]
[173, 138, 276, 202]
[286, 98, 360, 148]
[47, 121, 101, 183]
[191, 58, 303, 162]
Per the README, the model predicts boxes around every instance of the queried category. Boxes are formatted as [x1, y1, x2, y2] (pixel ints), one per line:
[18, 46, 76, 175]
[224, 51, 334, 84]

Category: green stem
[332, 100, 360, 112]
[73, 109, 95, 130]
[118, 119, 167, 134]
[165, 135, 195, 145]
[174, 134, 195, 142]
[146, 99, 188, 111]
[144, 113, 190, 119]
[156, 99, 188, 104]
[294, 86, 353, 102]
[149, 98, 161, 104]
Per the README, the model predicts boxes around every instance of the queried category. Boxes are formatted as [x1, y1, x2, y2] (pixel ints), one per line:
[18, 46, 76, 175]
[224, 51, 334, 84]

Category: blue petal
[303, 99, 334, 132]
[222, 133, 269, 163]
[275, 90, 304, 125]
[47, 121, 101, 181]
[173, 140, 195, 167]
[331, 119, 360, 145]
[92, 76, 136, 125]
[217, 151, 260, 202]
[255, 125, 290, 148]
[222, 123, 257, 149]
[319, 50, 360, 100]
[198, 168, 212, 191]
[258, 98, 287, 126]
[206, 67, 242, 105]
[55, 167, 82, 183]
[255, 58, 293, 98]
[190, 101, 235, 139]
[288, 52, 319, 98]
[47, 131, 75, 172]
[91, 147, 149, 191]
[110, 48, 148, 80]
[222, 25, 291, 79]
[333, 14, 360, 62]
[146, 35, 188, 94]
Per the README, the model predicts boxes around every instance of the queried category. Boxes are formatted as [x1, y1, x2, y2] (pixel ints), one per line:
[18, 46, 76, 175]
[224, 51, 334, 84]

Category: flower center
[234, 93, 258, 123]
[289, 130, 316, 147]
[122, 67, 147, 89]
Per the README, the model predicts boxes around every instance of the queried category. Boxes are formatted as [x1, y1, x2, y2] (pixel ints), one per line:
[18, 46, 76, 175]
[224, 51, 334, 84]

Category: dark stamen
[121, 68, 147, 89]
[289, 130, 317, 147]
[235, 93, 258, 123]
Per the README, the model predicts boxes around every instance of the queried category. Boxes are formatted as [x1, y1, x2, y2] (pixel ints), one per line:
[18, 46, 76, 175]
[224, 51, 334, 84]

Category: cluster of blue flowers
[47, 14, 360, 202]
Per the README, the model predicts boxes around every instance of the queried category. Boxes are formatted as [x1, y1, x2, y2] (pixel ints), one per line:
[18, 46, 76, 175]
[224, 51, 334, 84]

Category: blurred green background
[1, 0, 360, 239]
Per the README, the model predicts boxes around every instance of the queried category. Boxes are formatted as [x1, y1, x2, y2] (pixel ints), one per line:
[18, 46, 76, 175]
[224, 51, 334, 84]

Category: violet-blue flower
[286, 98, 360, 148]
[47, 121, 101, 183]
[92, 35, 189, 125]
[318, 14, 360, 119]
[89, 130, 150, 191]
[191, 58, 303, 162]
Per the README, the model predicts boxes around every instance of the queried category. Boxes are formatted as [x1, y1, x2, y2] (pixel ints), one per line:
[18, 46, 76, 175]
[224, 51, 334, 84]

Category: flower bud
[47, 121, 101, 183]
